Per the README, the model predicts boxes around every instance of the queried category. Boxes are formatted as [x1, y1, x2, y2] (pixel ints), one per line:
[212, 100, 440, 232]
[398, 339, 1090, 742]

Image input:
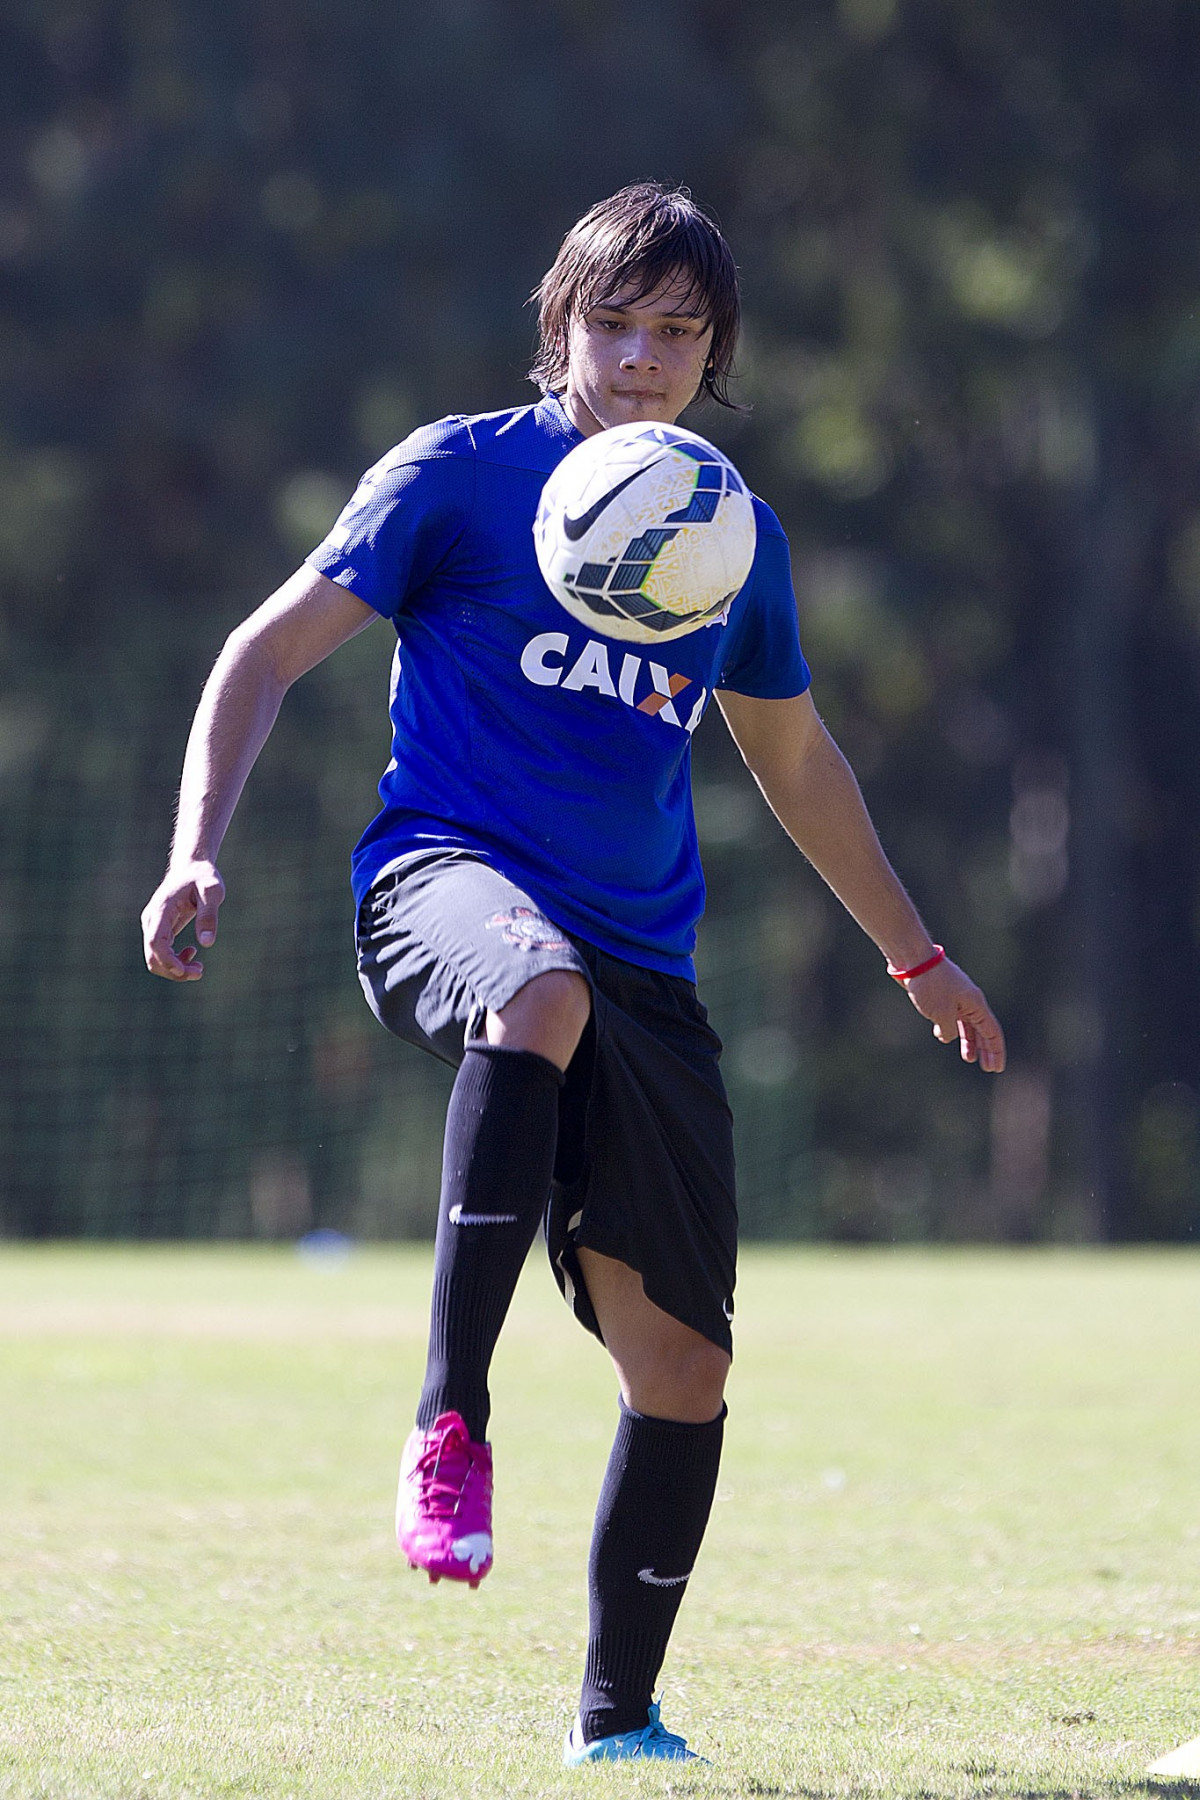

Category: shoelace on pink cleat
[410, 1418, 491, 1518]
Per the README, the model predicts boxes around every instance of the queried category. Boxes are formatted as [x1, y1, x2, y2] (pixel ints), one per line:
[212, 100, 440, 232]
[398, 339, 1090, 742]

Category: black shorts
[355, 849, 737, 1355]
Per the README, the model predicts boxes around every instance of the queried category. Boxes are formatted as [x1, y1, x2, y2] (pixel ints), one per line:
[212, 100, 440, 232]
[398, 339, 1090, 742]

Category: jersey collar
[537, 390, 585, 449]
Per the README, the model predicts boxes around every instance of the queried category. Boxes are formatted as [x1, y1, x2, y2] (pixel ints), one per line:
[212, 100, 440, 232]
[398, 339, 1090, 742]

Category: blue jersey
[307, 394, 810, 978]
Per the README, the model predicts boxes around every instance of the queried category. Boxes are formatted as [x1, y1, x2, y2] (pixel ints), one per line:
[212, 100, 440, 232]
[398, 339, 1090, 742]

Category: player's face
[563, 274, 714, 438]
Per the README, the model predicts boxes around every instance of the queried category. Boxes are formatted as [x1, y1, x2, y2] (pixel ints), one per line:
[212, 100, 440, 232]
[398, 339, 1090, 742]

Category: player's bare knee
[677, 1338, 730, 1414]
[510, 968, 590, 1037]
[627, 1334, 729, 1423]
[487, 969, 590, 1069]
[539, 968, 592, 1034]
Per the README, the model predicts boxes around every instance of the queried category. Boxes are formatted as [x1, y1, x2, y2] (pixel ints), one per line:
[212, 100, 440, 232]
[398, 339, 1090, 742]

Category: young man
[142, 183, 1005, 1765]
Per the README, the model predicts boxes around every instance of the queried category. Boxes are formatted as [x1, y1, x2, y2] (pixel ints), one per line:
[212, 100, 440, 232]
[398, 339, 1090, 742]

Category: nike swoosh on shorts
[448, 1205, 519, 1225]
[561, 459, 665, 542]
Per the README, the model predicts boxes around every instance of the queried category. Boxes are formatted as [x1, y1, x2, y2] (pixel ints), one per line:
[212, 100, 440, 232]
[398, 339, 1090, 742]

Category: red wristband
[887, 945, 945, 982]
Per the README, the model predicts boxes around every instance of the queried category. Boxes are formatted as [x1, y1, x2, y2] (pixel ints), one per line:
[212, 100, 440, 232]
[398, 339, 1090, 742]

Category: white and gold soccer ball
[534, 421, 757, 644]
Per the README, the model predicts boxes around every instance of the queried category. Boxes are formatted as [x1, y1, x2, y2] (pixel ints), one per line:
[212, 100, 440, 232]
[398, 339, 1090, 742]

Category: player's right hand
[141, 860, 226, 981]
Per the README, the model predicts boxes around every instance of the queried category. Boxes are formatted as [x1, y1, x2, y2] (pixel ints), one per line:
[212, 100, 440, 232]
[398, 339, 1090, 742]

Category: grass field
[0, 1245, 1197, 1800]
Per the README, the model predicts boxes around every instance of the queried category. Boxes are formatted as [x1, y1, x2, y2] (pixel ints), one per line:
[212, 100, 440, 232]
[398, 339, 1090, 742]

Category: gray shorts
[356, 849, 737, 1354]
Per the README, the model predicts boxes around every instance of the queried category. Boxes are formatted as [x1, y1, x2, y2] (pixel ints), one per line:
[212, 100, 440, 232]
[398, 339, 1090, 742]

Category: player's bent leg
[400, 976, 590, 1590]
[567, 1248, 728, 1757]
[486, 967, 591, 1072]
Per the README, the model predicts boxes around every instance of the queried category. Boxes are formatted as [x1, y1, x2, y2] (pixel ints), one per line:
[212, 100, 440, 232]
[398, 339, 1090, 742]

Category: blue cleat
[563, 1699, 705, 1766]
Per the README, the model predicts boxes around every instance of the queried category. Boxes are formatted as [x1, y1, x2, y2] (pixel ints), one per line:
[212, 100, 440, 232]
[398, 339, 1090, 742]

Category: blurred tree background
[2, 0, 1198, 1243]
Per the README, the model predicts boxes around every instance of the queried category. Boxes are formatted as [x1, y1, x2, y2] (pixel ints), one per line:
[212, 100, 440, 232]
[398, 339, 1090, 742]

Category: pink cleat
[395, 1411, 494, 1588]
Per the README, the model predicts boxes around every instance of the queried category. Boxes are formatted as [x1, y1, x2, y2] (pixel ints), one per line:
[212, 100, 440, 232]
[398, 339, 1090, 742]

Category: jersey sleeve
[305, 417, 476, 620]
[715, 501, 811, 699]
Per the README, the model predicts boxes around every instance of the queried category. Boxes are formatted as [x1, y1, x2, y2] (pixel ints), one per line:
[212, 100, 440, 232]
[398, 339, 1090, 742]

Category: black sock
[416, 1043, 562, 1442]
[579, 1402, 725, 1744]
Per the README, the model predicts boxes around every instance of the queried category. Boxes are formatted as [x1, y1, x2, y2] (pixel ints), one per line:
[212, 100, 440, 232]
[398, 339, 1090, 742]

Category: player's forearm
[169, 631, 288, 866]
[757, 729, 936, 971]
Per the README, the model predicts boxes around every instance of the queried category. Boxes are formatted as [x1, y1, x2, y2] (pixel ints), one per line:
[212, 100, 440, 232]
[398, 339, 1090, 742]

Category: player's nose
[620, 331, 660, 370]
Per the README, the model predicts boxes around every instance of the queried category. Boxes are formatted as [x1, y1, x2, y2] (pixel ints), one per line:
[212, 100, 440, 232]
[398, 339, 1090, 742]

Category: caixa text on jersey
[519, 631, 708, 733]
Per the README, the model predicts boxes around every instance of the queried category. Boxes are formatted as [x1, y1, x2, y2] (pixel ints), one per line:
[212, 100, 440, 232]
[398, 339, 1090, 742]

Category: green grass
[0, 1245, 1197, 1799]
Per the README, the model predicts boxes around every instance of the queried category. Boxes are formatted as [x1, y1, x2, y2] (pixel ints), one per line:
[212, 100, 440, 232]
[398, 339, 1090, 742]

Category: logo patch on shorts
[486, 907, 571, 953]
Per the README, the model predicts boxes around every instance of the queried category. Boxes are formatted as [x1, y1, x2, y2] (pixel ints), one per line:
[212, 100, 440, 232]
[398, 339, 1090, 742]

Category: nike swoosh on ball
[561, 459, 665, 541]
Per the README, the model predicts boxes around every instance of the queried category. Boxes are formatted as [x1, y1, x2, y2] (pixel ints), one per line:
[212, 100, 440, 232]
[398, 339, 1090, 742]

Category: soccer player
[142, 183, 1005, 1765]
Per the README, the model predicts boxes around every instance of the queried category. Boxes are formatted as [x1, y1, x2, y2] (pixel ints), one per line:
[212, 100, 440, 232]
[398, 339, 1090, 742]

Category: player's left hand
[898, 957, 1006, 1072]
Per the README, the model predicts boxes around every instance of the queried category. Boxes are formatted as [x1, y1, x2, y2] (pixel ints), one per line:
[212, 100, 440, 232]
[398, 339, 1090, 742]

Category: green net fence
[0, 604, 819, 1241]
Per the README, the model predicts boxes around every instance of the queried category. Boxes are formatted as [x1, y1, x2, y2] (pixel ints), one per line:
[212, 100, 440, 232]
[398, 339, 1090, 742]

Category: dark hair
[530, 183, 742, 409]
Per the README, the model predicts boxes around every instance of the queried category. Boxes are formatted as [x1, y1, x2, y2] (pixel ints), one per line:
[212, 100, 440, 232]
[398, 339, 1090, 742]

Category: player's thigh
[356, 849, 590, 1066]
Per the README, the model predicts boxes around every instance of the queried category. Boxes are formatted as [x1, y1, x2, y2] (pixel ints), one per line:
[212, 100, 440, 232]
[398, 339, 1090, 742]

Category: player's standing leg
[564, 1249, 729, 1764]
[396, 969, 590, 1586]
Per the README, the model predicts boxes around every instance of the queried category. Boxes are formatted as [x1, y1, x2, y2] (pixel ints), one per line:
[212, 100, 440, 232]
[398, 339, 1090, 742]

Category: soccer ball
[534, 421, 757, 644]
